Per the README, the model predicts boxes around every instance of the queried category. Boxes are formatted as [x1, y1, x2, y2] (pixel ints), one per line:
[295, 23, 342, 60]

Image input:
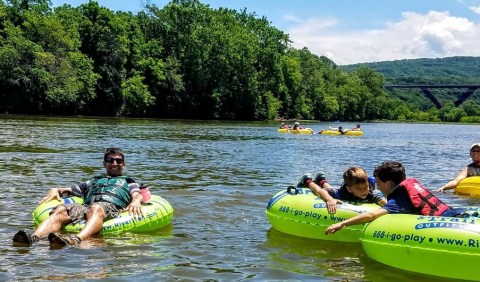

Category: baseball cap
[471, 143, 480, 150]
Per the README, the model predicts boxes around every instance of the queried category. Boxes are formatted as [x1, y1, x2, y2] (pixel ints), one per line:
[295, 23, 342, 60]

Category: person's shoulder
[336, 188, 355, 201]
[125, 177, 137, 183]
[381, 198, 399, 210]
[338, 183, 348, 191]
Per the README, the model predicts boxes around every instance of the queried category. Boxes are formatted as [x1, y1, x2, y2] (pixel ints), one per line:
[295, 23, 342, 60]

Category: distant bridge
[384, 84, 480, 109]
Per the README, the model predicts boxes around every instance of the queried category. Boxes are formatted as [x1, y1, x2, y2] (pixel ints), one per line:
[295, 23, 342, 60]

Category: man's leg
[48, 203, 115, 246]
[35, 205, 73, 238]
[13, 205, 72, 245]
[76, 203, 107, 241]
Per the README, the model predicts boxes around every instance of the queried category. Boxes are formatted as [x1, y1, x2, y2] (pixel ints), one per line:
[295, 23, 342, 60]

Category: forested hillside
[342, 57, 480, 84]
[0, 0, 479, 122]
[342, 57, 480, 115]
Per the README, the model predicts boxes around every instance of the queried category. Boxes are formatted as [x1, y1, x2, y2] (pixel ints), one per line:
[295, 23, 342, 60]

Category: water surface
[1, 116, 479, 281]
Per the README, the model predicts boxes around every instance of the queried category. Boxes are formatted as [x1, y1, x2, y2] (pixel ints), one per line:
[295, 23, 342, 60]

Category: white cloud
[282, 14, 302, 23]
[287, 10, 480, 65]
[469, 6, 480, 14]
[287, 17, 339, 35]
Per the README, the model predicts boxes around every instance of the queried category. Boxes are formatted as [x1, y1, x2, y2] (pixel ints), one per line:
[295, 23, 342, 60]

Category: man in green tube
[13, 147, 147, 246]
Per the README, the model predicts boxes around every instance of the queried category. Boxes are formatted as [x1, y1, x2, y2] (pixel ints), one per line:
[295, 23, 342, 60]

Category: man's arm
[435, 167, 468, 192]
[126, 179, 143, 216]
[325, 208, 388, 235]
[38, 187, 73, 204]
[126, 187, 143, 217]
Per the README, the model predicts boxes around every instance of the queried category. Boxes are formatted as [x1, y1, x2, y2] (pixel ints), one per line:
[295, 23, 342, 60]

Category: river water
[1, 116, 479, 281]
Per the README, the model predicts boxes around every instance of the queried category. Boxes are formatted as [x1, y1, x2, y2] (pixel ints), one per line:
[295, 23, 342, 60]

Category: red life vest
[398, 178, 450, 216]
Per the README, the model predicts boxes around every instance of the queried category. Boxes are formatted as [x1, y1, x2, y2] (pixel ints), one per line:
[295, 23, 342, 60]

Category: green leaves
[1, 0, 477, 121]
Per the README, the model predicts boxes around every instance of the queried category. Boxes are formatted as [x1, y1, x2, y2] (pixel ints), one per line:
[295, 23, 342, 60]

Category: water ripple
[1, 117, 479, 281]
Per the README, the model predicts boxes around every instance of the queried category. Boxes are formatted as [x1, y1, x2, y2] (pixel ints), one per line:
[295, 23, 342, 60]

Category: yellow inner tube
[455, 176, 480, 197]
[277, 128, 314, 134]
[319, 129, 363, 136]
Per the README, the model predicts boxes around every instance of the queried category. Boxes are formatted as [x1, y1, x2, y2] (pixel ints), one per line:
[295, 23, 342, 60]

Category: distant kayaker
[279, 122, 290, 129]
[292, 122, 303, 130]
[328, 125, 345, 134]
[351, 124, 361, 131]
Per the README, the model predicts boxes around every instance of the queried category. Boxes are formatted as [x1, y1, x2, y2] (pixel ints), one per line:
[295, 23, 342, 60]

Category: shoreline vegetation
[2, 113, 479, 126]
[1, 0, 479, 123]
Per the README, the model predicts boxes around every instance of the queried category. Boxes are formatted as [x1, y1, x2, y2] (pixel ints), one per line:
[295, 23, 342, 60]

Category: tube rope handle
[286, 185, 299, 195]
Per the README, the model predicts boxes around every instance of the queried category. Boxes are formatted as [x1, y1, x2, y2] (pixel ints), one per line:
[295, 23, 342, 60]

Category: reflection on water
[0, 116, 479, 281]
[265, 228, 365, 279]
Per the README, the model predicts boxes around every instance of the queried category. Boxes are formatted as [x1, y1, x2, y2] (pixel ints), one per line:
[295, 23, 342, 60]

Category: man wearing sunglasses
[13, 147, 146, 246]
[435, 143, 480, 193]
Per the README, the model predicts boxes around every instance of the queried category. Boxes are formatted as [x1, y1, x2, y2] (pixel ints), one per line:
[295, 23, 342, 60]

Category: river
[1, 116, 479, 281]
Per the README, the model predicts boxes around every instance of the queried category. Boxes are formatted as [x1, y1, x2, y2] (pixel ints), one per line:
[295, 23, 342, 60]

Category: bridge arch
[384, 85, 480, 109]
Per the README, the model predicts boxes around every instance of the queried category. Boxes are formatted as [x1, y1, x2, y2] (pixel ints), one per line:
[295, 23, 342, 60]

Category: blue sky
[50, 0, 480, 65]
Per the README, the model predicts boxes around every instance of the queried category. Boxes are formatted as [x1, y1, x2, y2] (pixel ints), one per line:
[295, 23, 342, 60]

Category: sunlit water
[1, 116, 479, 281]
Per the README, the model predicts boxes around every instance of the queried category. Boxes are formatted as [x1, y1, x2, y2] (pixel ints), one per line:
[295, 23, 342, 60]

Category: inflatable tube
[319, 129, 364, 136]
[32, 195, 173, 234]
[266, 187, 379, 242]
[277, 128, 314, 134]
[455, 176, 480, 197]
[362, 213, 480, 280]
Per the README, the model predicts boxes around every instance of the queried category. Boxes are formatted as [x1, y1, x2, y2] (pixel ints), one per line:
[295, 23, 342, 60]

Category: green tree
[121, 75, 155, 116]
[77, 1, 131, 116]
[460, 100, 480, 116]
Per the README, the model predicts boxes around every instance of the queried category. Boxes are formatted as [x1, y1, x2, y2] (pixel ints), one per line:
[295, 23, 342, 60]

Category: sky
[50, 0, 480, 65]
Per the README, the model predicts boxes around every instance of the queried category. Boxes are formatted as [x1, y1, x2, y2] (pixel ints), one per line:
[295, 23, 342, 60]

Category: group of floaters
[277, 122, 363, 136]
[266, 147, 480, 281]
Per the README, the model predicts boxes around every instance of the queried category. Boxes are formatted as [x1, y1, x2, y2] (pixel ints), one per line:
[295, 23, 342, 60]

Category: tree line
[1, 0, 479, 122]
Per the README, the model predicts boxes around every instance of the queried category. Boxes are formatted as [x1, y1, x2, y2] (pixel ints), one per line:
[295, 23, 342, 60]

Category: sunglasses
[105, 157, 124, 164]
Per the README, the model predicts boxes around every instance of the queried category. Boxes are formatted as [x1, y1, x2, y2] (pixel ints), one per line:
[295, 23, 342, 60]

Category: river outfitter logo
[415, 216, 480, 235]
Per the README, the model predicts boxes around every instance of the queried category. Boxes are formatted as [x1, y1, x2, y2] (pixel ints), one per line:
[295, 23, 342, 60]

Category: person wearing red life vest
[325, 161, 474, 235]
